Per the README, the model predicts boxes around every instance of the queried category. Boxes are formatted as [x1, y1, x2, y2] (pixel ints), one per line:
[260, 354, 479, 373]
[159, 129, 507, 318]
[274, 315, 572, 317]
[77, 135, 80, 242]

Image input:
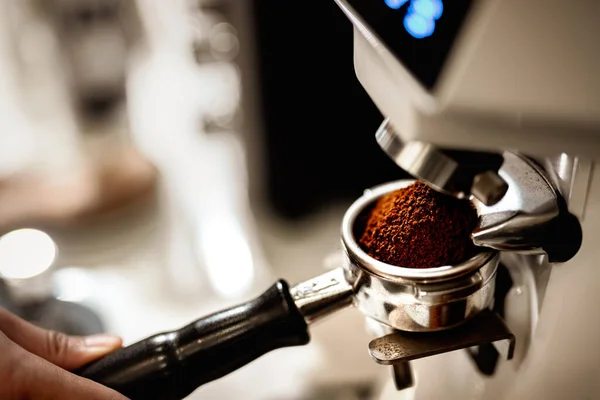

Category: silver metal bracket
[368, 310, 515, 365]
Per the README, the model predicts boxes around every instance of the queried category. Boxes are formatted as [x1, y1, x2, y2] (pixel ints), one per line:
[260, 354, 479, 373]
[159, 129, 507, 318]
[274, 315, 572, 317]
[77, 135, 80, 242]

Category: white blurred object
[189, 7, 240, 64]
[0, 229, 57, 280]
[53, 267, 97, 303]
[195, 212, 255, 298]
[128, 0, 271, 301]
[0, 0, 83, 179]
[0, 228, 57, 303]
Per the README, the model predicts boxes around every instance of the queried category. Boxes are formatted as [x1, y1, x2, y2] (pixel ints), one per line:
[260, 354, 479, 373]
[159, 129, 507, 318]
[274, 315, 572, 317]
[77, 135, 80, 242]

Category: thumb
[0, 307, 122, 370]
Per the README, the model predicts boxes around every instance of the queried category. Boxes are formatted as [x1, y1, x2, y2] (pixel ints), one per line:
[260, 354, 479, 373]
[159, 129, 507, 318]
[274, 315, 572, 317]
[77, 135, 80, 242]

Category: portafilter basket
[337, 179, 499, 332]
[76, 180, 499, 400]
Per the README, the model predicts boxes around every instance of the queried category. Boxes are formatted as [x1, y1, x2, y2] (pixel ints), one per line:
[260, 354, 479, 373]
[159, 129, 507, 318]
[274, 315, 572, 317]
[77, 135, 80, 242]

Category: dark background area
[250, 1, 409, 220]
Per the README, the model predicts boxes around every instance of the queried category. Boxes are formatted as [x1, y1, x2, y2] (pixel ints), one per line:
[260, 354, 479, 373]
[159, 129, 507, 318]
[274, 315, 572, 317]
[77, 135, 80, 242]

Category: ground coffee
[359, 181, 478, 269]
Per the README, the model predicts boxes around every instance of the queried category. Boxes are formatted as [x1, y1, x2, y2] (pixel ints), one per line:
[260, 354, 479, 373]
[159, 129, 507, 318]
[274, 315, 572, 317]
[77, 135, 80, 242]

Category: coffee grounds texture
[359, 181, 478, 269]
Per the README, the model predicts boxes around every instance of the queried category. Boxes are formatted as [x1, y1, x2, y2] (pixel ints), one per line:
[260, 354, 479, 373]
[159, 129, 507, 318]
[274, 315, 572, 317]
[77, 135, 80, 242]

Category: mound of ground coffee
[359, 181, 478, 269]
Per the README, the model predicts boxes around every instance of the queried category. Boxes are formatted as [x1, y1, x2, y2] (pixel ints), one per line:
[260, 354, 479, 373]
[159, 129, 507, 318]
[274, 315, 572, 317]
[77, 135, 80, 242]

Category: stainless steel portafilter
[77, 180, 498, 400]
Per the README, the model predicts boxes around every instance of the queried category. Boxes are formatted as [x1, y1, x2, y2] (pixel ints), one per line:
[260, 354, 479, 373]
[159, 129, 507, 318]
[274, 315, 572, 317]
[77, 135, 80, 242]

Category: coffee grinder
[336, 0, 598, 398]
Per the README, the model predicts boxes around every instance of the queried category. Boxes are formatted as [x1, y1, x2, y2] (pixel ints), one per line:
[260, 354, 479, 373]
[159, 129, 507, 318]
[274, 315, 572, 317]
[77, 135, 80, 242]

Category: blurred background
[0, 0, 410, 398]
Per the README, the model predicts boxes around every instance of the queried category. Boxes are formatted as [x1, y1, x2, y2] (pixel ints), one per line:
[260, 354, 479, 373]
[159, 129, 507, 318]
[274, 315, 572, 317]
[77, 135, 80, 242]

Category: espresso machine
[72, 0, 598, 399]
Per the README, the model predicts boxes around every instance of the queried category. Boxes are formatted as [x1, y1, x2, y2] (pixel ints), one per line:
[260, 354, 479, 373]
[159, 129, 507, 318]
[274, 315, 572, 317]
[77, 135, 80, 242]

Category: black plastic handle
[76, 280, 310, 400]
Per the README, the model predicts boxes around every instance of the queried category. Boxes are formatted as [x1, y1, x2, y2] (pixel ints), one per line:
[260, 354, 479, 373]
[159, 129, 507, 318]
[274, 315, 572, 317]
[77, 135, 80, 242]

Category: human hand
[0, 307, 128, 399]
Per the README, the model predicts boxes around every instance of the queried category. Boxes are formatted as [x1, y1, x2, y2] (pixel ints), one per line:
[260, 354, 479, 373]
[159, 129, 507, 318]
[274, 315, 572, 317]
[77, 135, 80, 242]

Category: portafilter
[77, 180, 499, 400]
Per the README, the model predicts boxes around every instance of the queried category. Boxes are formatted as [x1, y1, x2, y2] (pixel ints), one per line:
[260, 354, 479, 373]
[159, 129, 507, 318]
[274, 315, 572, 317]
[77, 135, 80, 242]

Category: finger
[0, 307, 122, 370]
[6, 337, 128, 400]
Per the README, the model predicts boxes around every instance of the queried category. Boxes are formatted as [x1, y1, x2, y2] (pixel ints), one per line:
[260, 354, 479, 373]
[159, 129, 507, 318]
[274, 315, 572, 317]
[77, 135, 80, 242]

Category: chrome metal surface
[373, 122, 580, 259]
[473, 152, 560, 253]
[542, 153, 578, 202]
[568, 157, 594, 220]
[341, 180, 499, 332]
[292, 179, 499, 331]
[472, 170, 511, 206]
[375, 122, 457, 196]
[290, 268, 354, 325]
[368, 310, 515, 365]
[374, 119, 507, 206]
[497, 252, 547, 366]
[541, 154, 593, 220]
[343, 253, 497, 332]
[341, 180, 496, 283]
[334, 0, 381, 50]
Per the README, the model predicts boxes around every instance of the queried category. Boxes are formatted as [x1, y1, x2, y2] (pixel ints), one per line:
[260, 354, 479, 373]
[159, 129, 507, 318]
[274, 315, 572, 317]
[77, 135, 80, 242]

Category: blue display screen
[384, 0, 444, 39]
[346, 0, 472, 90]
